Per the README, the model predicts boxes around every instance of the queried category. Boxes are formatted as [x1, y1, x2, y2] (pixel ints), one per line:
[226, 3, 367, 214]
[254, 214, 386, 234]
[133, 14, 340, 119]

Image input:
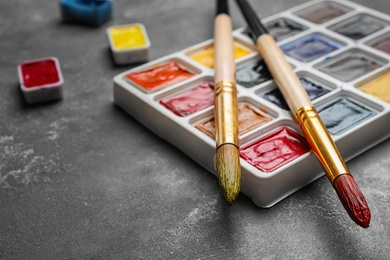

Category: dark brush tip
[216, 0, 229, 15]
[333, 174, 371, 228]
[214, 144, 241, 204]
[235, 0, 268, 40]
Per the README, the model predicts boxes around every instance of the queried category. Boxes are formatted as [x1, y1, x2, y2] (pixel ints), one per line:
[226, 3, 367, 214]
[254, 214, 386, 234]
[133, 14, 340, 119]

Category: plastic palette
[113, 0, 390, 207]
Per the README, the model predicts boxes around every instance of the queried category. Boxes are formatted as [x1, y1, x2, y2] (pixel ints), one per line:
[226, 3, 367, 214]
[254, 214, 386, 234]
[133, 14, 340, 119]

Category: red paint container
[240, 127, 311, 172]
[18, 57, 64, 104]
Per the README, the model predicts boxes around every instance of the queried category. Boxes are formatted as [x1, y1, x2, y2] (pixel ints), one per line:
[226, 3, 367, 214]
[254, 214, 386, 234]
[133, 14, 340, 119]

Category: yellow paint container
[107, 23, 151, 65]
[188, 43, 252, 68]
[359, 71, 390, 103]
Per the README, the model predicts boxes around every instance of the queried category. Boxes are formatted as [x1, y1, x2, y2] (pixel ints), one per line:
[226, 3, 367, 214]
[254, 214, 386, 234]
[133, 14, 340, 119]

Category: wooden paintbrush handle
[256, 34, 311, 113]
[214, 13, 239, 148]
[256, 34, 349, 183]
[214, 13, 235, 83]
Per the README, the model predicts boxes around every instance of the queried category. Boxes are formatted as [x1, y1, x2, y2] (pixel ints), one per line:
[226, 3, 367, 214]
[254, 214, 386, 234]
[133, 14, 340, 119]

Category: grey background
[1, 0, 389, 259]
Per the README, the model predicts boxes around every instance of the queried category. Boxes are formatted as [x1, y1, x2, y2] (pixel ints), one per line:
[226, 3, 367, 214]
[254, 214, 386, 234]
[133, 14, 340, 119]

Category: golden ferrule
[296, 106, 350, 184]
[214, 80, 239, 149]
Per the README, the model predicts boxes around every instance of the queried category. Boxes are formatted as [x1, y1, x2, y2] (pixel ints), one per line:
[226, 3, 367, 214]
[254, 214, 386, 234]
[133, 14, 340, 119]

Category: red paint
[159, 81, 214, 116]
[240, 127, 310, 172]
[20, 59, 60, 88]
[126, 61, 196, 91]
[333, 174, 371, 228]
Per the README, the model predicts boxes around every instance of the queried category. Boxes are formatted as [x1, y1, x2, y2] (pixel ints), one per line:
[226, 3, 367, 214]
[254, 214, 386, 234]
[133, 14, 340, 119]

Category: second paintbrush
[235, 0, 371, 227]
[213, 0, 241, 204]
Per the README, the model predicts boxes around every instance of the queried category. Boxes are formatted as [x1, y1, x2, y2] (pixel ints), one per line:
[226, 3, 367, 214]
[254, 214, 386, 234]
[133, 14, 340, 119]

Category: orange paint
[126, 61, 196, 91]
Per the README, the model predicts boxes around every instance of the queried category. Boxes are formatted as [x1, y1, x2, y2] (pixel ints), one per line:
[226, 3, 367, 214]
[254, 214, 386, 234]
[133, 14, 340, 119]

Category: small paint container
[60, 0, 112, 26]
[107, 23, 151, 65]
[18, 57, 64, 104]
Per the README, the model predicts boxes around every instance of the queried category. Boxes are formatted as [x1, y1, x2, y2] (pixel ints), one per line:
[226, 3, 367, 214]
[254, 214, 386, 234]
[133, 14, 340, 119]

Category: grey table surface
[1, 0, 389, 259]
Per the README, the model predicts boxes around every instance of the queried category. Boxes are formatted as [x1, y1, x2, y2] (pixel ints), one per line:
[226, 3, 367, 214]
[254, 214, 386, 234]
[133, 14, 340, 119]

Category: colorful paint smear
[195, 103, 271, 138]
[318, 97, 376, 135]
[240, 127, 310, 172]
[317, 51, 383, 82]
[236, 59, 272, 88]
[188, 43, 252, 68]
[109, 25, 147, 50]
[371, 37, 390, 54]
[126, 61, 196, 91]
[330, 14, 385, 40]
[359, 72, 390, 103]
[297, 3, 348, 24]
[159, 81, 214, 116]
[262, 77, 330, 110]
[281, 34, 341, 62]
[20, 59, 60, 88]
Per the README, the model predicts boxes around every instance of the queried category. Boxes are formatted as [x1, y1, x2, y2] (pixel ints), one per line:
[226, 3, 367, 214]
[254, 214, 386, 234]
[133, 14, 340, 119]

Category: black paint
[262, 77, 330, 110]
[318, 51, 383, 82]
[236, 59, 272, 88]
[332, 14, 385, 40]
[265, 18, 307, 41]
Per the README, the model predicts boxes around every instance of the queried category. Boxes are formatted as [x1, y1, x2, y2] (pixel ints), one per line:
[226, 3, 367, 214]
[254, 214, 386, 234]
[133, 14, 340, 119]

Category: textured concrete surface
[1, 0, 389, 259]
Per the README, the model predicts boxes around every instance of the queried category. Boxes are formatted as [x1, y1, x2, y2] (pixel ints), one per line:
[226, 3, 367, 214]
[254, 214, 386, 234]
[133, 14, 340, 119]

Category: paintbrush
[235, 0, 371, 227]
[213, 0, 241, 204]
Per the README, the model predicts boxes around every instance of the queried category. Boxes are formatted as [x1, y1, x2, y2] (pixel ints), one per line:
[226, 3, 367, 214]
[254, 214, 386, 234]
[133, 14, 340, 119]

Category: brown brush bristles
[214, 143, 241, 204]
[333, 174, 371, 228]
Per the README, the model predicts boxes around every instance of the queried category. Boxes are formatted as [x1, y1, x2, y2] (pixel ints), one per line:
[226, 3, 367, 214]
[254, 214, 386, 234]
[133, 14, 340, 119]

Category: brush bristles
[214, 144, 241, 204]
[333, 174, 371, 228]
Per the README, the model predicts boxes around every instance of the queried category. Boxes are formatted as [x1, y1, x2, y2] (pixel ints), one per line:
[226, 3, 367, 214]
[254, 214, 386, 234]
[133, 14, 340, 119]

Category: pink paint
[20, 59, 60, 88]
[240, 127, 310, 172]
[159, 81, 214, 116]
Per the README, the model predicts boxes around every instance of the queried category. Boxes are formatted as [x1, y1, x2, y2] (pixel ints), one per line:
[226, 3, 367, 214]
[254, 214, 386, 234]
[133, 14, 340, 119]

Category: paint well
[236, 59, 272, 88]
[109, 25, 147, 50]
[264, 18, 307, 42]
[262, 77, 330, 110]
[20, 59, 60, 88]
[296, 3, 348, 24]
[359, 72, 390, 103]
[126, 61, 196, 91]
[240, 127, 310, 172]
[317, 51, 383, 82]
[159, 81, 214, 116]
[318, 97, 376, 135]
[281, 34, 341, 62]
[194, 103, 271, 138]
[188, 43, 252, 68]
[330, 14, 385, 40]
[60, 0, 112, 25]
[371, 37, 390, 54]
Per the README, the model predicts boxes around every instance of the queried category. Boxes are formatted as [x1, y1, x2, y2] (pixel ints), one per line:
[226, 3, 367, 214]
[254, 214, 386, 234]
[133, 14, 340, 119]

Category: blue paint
[281, 34, 341, 62]
[60, 0, 112, 26]
[318, 96, 376, 135]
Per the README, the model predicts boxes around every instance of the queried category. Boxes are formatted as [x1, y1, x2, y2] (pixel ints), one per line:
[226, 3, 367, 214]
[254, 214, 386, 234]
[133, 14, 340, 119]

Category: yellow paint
[109, 25, 146, 50]
[359, 72, 390, 103]
[189, 43, 252, 68]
